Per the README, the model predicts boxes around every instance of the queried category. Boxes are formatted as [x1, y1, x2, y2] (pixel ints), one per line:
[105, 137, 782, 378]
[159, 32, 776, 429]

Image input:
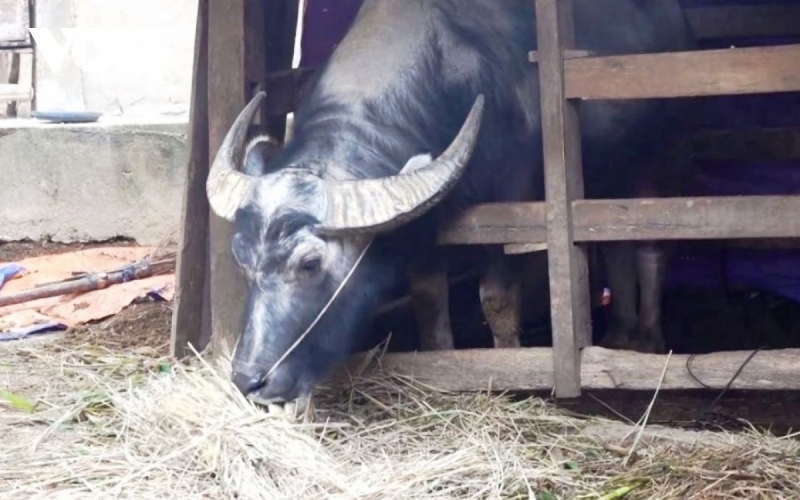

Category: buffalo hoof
[493, 336, 521, 349]
[599, 326, 634, 350]
[629, 329, 667, 355]
[600, 326, 666, 354]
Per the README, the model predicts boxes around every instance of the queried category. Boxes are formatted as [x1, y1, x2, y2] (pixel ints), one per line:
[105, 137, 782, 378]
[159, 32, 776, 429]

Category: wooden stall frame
[172, 0, 800, 399]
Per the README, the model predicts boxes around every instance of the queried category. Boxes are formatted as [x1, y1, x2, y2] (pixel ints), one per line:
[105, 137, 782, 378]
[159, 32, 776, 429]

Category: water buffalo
[205, 0, 696, 407]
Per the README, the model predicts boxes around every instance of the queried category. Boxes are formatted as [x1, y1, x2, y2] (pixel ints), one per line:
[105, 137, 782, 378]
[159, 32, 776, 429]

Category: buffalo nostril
[232, 371, 266, 395]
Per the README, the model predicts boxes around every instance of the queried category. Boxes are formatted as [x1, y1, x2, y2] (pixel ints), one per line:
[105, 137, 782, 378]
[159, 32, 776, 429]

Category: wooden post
[534, 0, 592, 398]
[202, 0, 299, 356]
[171, 0, 212, 358]
[206, 0, 250, 356]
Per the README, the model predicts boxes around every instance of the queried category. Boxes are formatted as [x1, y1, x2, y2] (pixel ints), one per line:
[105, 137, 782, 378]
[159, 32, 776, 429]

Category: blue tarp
[0, 264, 24, 290]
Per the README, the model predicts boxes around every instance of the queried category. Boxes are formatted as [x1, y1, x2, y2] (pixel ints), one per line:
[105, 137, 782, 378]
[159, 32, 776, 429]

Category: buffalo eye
[299, 256, 322, 275]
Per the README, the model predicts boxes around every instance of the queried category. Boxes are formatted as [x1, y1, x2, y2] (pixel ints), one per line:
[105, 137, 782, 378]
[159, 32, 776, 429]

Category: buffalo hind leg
[409, 261, 454, 351]
[633, 242, 667, 354]
[480, 253, 522, 349]
[600, 241, 640, 350]
[600, 241, 667, 354]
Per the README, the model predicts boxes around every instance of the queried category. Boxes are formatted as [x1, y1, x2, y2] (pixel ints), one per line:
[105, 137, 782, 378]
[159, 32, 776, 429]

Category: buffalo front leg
[600, 241, 640, 350]
[408, 261, 454, 351]
[634, 242, 667, 354]
[480, 254, 522, 349]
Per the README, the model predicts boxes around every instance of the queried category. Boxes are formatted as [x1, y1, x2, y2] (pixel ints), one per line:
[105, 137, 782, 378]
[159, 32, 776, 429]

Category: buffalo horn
[319, 94, 485, 234]
[206, 92, 265, 221]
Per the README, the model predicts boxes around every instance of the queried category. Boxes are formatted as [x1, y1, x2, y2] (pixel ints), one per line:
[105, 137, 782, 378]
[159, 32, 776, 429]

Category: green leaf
[599, 484, 639, 500]
[0, 390, 36, 412]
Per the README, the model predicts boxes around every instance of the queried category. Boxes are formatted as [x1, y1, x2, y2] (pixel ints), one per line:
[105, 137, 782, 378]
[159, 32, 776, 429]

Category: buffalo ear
[244, 135, 284, 176]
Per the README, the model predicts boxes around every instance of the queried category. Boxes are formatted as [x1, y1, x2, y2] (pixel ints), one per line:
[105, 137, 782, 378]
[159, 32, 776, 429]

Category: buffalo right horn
[318, 94, 485, 234]
[206, 92, 265, 221]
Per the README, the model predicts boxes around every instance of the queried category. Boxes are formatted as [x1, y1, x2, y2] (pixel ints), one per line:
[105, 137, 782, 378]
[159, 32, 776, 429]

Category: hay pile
[1, 334, 799, 499]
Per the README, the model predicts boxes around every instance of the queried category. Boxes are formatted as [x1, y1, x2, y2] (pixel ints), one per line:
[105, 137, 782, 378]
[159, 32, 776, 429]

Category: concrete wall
[0, 1, 196, 245]
[33, 0, 197, 117]
[0, 117, 188, 245]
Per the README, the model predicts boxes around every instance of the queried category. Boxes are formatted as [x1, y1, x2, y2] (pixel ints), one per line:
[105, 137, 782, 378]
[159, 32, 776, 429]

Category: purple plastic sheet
[0, 322, 68, 342]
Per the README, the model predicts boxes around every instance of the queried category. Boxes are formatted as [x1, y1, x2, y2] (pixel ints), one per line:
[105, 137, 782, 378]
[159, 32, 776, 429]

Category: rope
[685, 346, 763, 430]
[261, 237, 375, 383]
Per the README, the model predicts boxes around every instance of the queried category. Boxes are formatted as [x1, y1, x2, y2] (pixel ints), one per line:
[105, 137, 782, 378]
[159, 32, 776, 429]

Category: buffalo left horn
[319, 94, 485, 234]
[206, 92, 266, 221]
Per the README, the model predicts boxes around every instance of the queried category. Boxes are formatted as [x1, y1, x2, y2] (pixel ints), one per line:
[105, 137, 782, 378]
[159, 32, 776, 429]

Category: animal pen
[171, 0, 800, 399]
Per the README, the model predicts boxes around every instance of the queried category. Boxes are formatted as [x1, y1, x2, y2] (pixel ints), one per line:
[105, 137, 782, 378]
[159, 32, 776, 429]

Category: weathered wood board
[534, 0, 590, 399]
[171, 0, 211, 359]
[439, 195, 800, 246]
[331, 347, 800, 393]
[566, 44, 800, 100]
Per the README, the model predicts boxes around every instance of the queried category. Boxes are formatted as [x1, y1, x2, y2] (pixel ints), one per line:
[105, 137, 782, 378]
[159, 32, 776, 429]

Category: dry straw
[1, 332, 799, 499]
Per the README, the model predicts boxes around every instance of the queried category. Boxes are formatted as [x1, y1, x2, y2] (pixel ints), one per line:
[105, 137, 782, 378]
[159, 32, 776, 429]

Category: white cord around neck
[262, 237, 375, 382]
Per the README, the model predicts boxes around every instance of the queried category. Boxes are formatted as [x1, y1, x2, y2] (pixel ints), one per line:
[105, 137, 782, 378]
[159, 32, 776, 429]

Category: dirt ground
[1, 238, 173, 355]
[4, 238, 800, 437]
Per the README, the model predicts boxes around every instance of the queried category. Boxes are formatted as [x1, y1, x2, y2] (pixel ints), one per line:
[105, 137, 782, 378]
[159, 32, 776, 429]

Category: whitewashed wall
[33, 0, 198, 117]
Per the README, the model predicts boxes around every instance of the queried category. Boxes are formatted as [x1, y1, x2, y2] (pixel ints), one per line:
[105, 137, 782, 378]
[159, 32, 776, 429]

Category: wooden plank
[504, 243, 547, 255]
[0, 0, 30, 47]
[438, 195, 800, 246]
[183, 61, 800, 164]
[528, 49, 592, 63]
[207, 0, 249, 356]
[575, 196, 800, 242]
[330, 347, 800, 392]
[565, 44, 800, 100]
[256, 28, 607, 117]
[685, 5, 800, 40]
[171, 0, 211, 359]
[534, 0, 591, 399]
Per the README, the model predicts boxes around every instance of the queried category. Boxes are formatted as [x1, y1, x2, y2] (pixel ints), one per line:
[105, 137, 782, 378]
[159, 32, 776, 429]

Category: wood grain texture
[439, 195, 800, 246]
[534, 0, 591, 399]
[331, 347, 800, 392]
[566, 44, 800, 100]
[171, 0, 212, 359]
[685, 5, 800, 40]
[207, 0, 249, 356]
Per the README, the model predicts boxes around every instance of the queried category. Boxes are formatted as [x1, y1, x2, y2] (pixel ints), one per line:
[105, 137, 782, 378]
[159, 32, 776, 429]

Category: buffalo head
[205, 92, 485, 407]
